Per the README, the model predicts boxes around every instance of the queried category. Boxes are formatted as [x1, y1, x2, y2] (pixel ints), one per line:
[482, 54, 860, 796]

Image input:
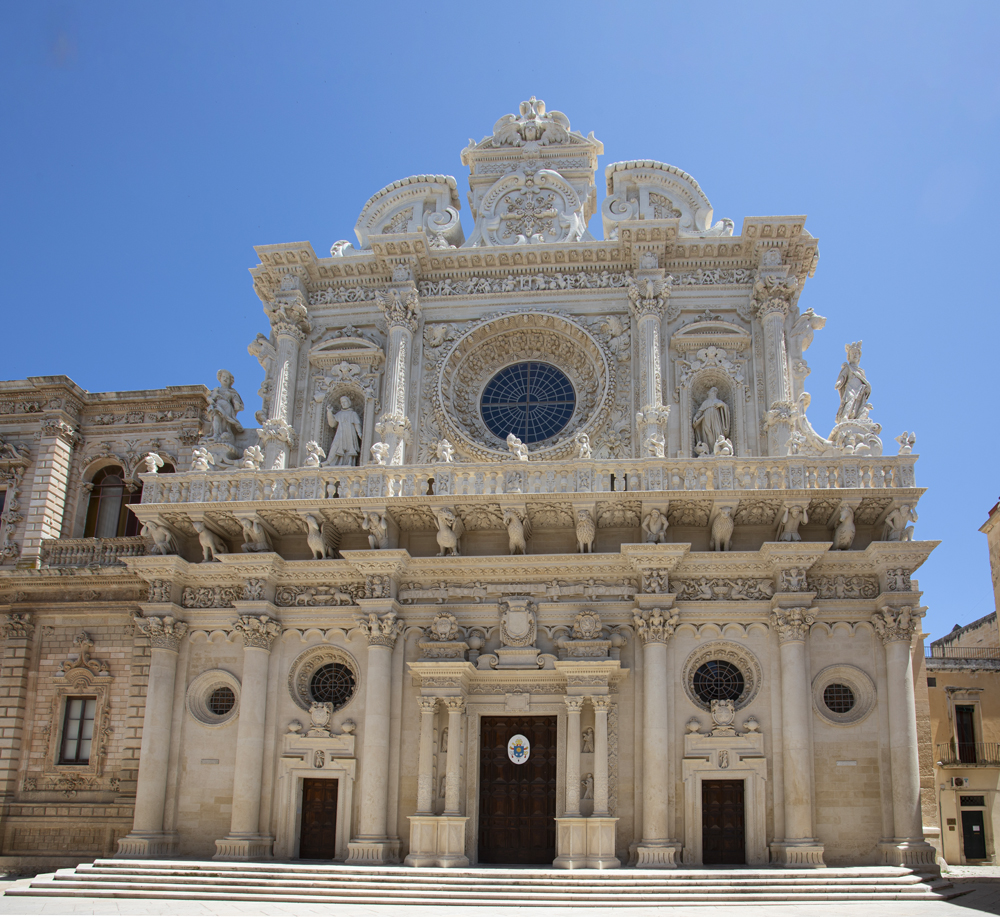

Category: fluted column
[415, 697, 438, 815]
[375, 284, 419, 465]
[118, 614, 189, 857]
[442, 698, 465, 816]
[564, 696, 584, 817]
[633, 607, 679, 867]
[261, 317, 308, 471]
[627, 272, 671, 456]
[770, 607, 824, 866]
[752, 268, 798, 455]
[348, 610, 404, 864]
[873, 606, 937, 867]
[215, 614, 282, 859]
[591, 696, 611, 817]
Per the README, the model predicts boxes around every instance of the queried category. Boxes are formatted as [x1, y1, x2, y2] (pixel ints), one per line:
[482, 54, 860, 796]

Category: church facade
[0, 99, 939, 871]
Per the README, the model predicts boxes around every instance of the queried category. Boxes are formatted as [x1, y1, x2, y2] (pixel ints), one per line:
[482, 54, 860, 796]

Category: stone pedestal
[554, 817, 620, 869]
[404, 816, 469, 867]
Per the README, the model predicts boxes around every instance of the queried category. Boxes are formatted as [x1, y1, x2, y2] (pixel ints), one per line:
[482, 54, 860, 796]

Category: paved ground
[0, 872, 998, 916]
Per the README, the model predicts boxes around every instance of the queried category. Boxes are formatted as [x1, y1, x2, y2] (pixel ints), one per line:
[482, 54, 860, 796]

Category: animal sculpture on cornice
[492, 97, 572, 147]
[576, 510, 596, 554]
[434, 508, 465, 557]
[503, 508, 531, 556]
[304, 514, 338, 560]
[830, 505, 856, 551]
[193, 521, 227, 562]
[710, 506, 734, 552]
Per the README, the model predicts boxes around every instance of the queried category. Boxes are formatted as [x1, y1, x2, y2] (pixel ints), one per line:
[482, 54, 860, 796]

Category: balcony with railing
[937, 743, 1000, 767]
[39, 536, 149, 568]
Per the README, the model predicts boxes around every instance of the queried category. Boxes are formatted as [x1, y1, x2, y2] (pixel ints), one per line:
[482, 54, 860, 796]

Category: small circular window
[207, 686, 236, 716]
[480, 362, 575, 444]
[823, 683, 856, 714]
[693, 660, 745, 704]
[310, 663, 356, 710]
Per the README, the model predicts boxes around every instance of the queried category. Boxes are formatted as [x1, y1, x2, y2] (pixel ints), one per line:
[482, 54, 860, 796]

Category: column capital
[752, 272, 798, 318]
[271, 321, 307, 342]
[626, 273, 672, 320]
[872, 605, 921, 645]
[633, 607, 678, 645]
[417, 696, 439, 714]
[231, 613, 282, 651]
[0, 612, 33, 640]
[133, 612, 189, 652]
[590, 695, 613, 712]
[356, 610, 404, 648]
[442, 696, 465, 713]
[770, 606, 815, 643]
[376, 287, 420, 332]
[563, 695, 586, 713]
[39, 417, 81, 448]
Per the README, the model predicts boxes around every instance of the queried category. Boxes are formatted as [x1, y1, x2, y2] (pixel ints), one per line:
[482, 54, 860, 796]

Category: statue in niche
[582, 727, 595, 753]
[206, 370, 244, 444]
[692, 387, 730, 454]
[324, 395, 362, 466]
[441, 727, 448, 753]
[581, 774, 594, 800]
[834, 341, 872, 423]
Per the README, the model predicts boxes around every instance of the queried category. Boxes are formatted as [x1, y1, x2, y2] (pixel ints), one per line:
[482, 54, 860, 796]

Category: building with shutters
[0, 98, 940, 872]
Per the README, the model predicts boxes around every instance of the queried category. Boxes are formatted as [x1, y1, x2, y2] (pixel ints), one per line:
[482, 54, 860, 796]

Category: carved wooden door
[299, 778, 339, 859]
[478, 715, 557, 864]
[702, 779, 746, 864]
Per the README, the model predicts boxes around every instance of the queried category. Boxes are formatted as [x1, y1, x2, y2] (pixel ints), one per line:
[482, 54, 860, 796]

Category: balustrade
[40, 536, 148, 567]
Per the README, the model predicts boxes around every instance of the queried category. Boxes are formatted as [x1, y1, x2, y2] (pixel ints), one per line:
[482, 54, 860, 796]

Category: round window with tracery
[207, 686, 235, 716]
[480, 362, 576, 444]
[692, 660, 746, 704]
[309, 662, 356, 710]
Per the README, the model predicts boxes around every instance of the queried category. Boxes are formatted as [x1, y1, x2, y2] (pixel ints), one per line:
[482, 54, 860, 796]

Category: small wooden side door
[702, 779, 746, 865]
[299, 778, 339, 859]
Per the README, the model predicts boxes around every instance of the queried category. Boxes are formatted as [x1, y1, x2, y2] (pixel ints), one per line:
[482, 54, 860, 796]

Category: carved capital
[39, 418, 80, 448]
[872, 605, 919, 645]
[770, 607, 815, 643]
[0, 612, 33, 640]
[442, 696, 465, 714]
[356, 610, 404, 648]
[376, 287, 420, 332]
[231, 613, 281, 651]
[272, 321, 307, 343]
[417, 696, 439, 715]
[632, 607, 678, 645]
[563, 695, 585, 713]
[755, 297, 790, 320]
[260, 417, 296, 448]
[590, 695, 613, 712]
[752, 273, 798, 319]
[133, 613, 189, 652]
[626, 275, 671, 320]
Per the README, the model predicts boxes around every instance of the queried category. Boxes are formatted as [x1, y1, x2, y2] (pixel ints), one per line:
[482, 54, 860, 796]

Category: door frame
[275, 760, 356, 860]
[682, 759, 767, 865]
[961, 807, 990, 863]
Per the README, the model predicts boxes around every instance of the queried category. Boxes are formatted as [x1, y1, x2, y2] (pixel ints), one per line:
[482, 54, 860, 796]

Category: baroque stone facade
[0, 99, 939, 871]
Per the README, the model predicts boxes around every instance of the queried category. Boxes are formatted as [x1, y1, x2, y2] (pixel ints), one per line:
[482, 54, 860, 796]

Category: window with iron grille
[60, 697, 97, 765]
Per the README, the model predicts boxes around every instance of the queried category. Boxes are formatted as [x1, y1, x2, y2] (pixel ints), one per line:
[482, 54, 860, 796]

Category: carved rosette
[356, 611, 404, 648]
[871, 606, 919, 645]
[231, 614, 282, 651]
[0, 612, 33, 640]
[769, 607, 816, 643]
[133, 613, 189, 652]
[633, 607, 679, 645]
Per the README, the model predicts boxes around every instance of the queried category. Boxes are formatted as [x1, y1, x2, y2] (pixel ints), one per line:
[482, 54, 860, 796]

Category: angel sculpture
[304, 514, 338, 560]
[142, 452, 164, 474]
[507, 433, 529, 461]
[503, 507, 531, 556]
[192, 521, 227, 562]
[434, 439, 455, 463]
[574, 432, 592, 459]
[303, 441, 326, 467]
[896, 431, 916, 455]
[434, 508, 464, 557]
[713, 435, 734, 457]
[370, 442, 390, 466]
[240, 445, 264, 471]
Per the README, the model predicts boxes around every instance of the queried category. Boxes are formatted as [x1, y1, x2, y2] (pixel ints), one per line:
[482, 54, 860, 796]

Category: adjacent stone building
[0, 99, 938, 871]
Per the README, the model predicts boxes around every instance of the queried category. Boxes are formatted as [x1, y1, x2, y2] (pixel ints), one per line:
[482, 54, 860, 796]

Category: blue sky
[2, 2, 998, 639]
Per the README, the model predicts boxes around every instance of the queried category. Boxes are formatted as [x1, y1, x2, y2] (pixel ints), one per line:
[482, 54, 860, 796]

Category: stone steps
[8, 859, 956, 906]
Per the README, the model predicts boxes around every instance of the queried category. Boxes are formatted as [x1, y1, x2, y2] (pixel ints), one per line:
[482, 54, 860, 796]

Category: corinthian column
[590, 696, 612, 818]
[627, 269, 671, 456]
[260, 290, 311, 471]
[118, 614, 189, 857]
[214, 614, 282, 860]
[415, 697, 438, 815]
[752, 267, 799, 455]
[348, 610, 404, 864]
[872, 606, 937, 867]
[442, 697, 465, 815]
[634, 606, 679, 867]
[770, 606, 824, 866]
[375, 282, 420, 465]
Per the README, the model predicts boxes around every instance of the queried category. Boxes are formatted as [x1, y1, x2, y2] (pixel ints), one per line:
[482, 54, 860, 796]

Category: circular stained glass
[823, 683, 856, 714]
[310, 662, 356, 710]
[480, 362, 576, 445]
[207, 686, 235, 716]
[692, 660, 745, 704]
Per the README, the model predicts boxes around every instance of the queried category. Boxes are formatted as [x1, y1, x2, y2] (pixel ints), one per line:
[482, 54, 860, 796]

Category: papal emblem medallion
[507, 733, 531, 765]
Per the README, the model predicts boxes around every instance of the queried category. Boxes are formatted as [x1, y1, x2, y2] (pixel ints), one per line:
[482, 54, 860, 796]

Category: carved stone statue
[370, 442, 389, 465]
[304, 514, 337, 559]
[190, 446, 214, 471]
[303, 441, 326, 467]
[193, 521, 227, 562]
[241, 519, 272, 553]
[240, 445, 264, 470]
[642, 509, 669, 544]
[896, 431, 916, 455]
[142, 453, 164, 474]
[834, 341, 872, 424]
[206, 370, 244, 443]
[582, 727, 595, 754]
[142, 521, 176, 556]
[693, 387, 730, 453]
[575, 432, 592, 459]
[581, 773, 594, 800]
[713, 435, 734, 457]
[506, 432, 529, 461]
[503, 508, 530, 556]
[777, 505, 808, 542]
[434, 508, 464, 557]
[362, 511, 389, 550]
[434, 439, 455, 463]
[324, 396, 363, 466]
[789, 307, 826, 357]
[883, 504, 917, 543]
[831, 505, 856, 551]
[710, 506, 734, 552]
[576, 510, 596, 554]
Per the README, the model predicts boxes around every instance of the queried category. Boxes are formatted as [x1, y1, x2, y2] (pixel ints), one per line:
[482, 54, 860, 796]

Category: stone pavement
[0, 878, 998, 917]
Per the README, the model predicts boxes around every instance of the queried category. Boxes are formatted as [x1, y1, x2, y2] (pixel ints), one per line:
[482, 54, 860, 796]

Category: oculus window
[480, 362, 575, 444]
[692, 660, 745, 704]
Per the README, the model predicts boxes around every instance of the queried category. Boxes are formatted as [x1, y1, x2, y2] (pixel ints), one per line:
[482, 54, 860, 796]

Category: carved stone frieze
[670, 577, 774, 601]
[274, 584, 359, 607]
[182, 585, 240, 609]
[809, 575, 879, 600]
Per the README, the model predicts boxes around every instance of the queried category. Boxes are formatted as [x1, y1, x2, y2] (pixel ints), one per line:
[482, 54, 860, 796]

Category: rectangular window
[0, 489, 6, 518]
[60, 697, 97, 765]
[956, 705, 978, 764]
[961, 796, 987, 808]
[927, 677, 937, 687]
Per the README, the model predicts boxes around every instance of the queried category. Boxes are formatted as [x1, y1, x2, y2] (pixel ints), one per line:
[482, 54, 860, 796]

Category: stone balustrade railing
[139, 454, 918, 506]
[40, 536, 149, 567]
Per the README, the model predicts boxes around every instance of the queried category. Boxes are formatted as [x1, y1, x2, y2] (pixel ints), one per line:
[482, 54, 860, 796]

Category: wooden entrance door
[478, 715, 557, 864]
[299, 778, 339, 859]
[962, 809, 988, 860]
[702, 779, 746, 865]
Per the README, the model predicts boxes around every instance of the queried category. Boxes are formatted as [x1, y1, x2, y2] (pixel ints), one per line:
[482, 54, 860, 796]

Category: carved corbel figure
[642, 509, 669, 544]
[304, 514, 338, 559]
[240, 518, 273, 554]
[777, 505, 808, 542]
[576, 510, 596, 554]
[362, 511, 389, 550]
[141, 520, 177, 556]
[192, 521, 227, 562]
[503, 508, 531, 556]
[709, 506, 735, 552]
[830, 505, 856, 550]
[433, 507, 464, 557]
[883, 504, 918, 543]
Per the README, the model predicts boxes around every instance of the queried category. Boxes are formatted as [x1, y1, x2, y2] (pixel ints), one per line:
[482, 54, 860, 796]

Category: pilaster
[21, 417, 79, 563]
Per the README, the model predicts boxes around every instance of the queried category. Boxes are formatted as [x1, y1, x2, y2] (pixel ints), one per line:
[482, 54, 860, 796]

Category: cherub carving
[506, 433, 529, 461]
[190, 446, 214, 471]
[240, 445, 264, 471]
[713, 435, 734, 456]
[370, 442, 390, 465]
[575, 432, 592, 459]
[434, 439, 455, 463]
[895, 431, 916, 455]
[303, 441, 326, 467]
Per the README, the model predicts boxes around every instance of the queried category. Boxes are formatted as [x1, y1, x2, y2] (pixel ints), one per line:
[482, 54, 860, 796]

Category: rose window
[309, 662, 356, 710]
[480, 362, 576, 444]
[823, 683, 856, 714]
[692, 660, 745, 704]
